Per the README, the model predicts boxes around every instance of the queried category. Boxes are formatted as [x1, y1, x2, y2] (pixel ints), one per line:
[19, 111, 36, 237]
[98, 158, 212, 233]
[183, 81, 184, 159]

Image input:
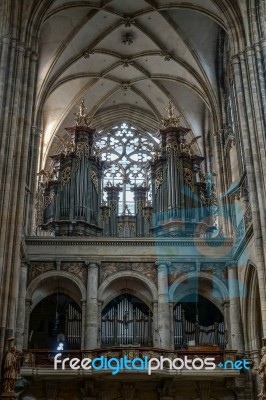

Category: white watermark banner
[54, 354, 250, 375]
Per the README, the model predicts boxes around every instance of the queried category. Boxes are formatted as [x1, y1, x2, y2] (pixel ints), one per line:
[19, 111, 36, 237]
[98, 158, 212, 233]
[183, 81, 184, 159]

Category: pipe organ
[173, 304, 227, 349]
[37, 101, 218, 238]
[101, 295, 153, 347]
[65, 303, 82, 347]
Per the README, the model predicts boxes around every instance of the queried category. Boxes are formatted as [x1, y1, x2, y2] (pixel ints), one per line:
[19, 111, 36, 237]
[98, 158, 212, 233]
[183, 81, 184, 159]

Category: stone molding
[25, 238, 233, 247]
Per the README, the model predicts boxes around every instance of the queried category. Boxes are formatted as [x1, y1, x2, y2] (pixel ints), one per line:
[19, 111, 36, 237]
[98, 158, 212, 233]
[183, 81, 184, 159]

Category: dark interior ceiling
[37, 0, 229, 166]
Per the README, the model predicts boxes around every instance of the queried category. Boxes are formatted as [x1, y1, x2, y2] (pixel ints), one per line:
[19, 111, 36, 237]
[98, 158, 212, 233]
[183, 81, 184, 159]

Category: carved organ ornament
[37, 101, 218, 237]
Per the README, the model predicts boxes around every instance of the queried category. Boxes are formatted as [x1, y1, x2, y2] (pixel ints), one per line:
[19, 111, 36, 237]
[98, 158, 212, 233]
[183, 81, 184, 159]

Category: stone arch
[98, 270, 158, 308]
[26, 270, 86, 310]
[169, 271, 229, 314]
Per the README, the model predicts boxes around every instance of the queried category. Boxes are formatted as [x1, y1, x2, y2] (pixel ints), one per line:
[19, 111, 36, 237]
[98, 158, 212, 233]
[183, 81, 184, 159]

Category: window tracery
[96, 122, 160, 214]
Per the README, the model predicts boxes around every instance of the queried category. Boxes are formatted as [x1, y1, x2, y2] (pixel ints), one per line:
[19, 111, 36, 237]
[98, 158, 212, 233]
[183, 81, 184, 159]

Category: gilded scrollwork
[118, 221, 136, 232]
[76, 142, 90, 159]
[37, 169, 57, 186]
[61, 166, 71, 188]
[199, 169, 205, 183]
[155, 170, 163, 192]
[110, 200, 117, 212]
[180, 141, 193, 157]
[44, 190, 55, 208]
[183, 168, 194, 191]
[35, 182, 44, 226]
[161, 100, 180, 128]
[136, 199, 145, 212]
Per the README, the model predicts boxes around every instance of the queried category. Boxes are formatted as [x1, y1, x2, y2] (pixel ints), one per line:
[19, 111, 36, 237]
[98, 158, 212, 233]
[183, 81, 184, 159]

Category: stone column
[0, 35, 39, 366]
[15, 261, 29, 351]
[231, 53, 266, 339]
[85, 262, 99, 349]
[156, 261, 171, 349]
[25, 126, 43, 234]
[227, 263, 245, 354]
[23, 299, 32, 349]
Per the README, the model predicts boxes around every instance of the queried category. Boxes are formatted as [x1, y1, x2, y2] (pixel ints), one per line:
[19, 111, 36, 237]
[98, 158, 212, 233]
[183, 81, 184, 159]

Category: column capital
[155, 260, 171, 268]
[85, 261, 101, 269]
[226, 261, 237, 270]
[0, 35, 11, 45]
[21, 259, 30, 268]
[222, 300, 230, 307]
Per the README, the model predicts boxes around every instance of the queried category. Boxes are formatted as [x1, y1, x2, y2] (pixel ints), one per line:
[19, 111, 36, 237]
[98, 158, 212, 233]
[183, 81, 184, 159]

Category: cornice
[25, 237, 233, 247]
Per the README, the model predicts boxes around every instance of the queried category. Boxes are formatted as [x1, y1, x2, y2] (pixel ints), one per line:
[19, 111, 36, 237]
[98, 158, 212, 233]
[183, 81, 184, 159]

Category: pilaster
[85, 261, 100, 349]
[227, 263, 245, 354]
[15, 260, 29, 351]
[156, 261, 171, 349]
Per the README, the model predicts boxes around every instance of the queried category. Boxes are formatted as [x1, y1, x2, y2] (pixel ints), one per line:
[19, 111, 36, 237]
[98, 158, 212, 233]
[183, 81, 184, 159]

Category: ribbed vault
[28, 0, 247, 167]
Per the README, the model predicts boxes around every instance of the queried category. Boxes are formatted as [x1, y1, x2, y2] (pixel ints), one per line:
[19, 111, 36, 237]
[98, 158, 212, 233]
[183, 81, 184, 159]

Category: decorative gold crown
[161, 100, 181, 128]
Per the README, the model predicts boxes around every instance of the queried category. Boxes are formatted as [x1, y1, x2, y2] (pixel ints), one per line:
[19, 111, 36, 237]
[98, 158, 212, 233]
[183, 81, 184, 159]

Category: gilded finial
[73, 99, 92, 127]
[161, 100, 181, 128]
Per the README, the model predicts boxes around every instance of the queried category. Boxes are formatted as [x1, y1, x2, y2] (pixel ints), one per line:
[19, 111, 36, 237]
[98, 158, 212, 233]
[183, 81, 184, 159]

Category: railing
[21, 347, 237, 370]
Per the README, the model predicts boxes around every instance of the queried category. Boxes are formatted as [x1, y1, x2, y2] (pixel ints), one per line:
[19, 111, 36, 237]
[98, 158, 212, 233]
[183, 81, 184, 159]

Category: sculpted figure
[2, 344, 20, 393]
[258, 346, 266, 398]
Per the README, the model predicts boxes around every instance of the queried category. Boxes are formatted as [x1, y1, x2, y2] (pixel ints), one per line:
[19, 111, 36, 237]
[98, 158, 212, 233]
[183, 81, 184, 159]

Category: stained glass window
[96, 122, 160, 214]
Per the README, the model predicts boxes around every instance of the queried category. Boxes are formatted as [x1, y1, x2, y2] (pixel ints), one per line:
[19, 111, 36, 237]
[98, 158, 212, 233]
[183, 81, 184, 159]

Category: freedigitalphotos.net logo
[54, 354, 250, 375]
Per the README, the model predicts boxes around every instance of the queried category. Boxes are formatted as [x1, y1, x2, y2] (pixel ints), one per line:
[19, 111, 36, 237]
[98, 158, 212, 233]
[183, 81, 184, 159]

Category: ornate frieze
[200, 262, 227, 281]
[28, 261, 88, 285]
[61, 262, 87, 285]
[168, 263, 195, 285]
[28, 262, 55, 283]
[100, 262, 157, 284]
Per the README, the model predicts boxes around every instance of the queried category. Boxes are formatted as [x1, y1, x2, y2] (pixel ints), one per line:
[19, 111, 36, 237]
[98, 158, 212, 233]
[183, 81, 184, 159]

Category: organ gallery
[0, 1, 265, 399]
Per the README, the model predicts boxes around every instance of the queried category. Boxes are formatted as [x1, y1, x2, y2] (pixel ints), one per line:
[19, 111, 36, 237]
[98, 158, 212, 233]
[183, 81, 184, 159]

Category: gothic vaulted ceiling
[37, 0, 231, 166]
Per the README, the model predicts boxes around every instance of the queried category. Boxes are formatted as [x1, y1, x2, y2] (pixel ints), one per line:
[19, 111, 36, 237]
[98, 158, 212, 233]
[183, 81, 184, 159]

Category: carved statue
[258, 346, 266, 399]
[73, 98, 92, 127]
[2, 343, 21, 394]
